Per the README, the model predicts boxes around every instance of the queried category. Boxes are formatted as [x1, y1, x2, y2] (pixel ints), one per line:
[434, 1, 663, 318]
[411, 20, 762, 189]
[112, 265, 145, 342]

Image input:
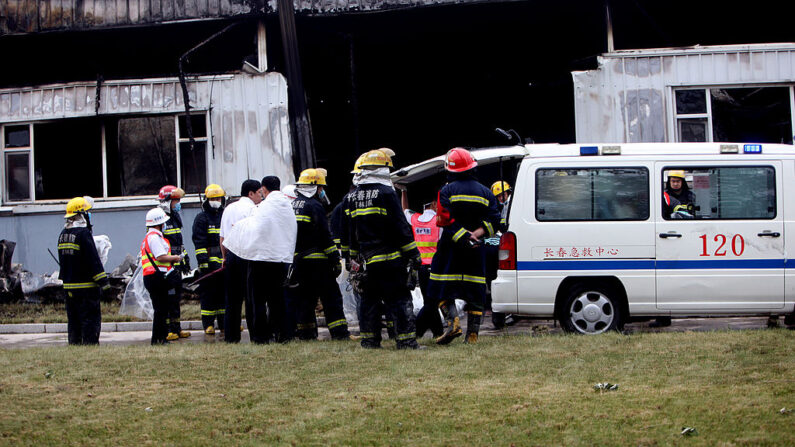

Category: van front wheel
[560, 284, 622, 335]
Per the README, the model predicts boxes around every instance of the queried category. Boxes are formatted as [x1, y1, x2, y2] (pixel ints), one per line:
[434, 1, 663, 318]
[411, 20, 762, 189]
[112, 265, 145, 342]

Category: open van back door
[391, 145, 529, 187]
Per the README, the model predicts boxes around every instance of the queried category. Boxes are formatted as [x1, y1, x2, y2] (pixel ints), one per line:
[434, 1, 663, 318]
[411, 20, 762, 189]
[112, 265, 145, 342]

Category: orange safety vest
[411, 212, 441, 266]
[141, 230, 173, 276]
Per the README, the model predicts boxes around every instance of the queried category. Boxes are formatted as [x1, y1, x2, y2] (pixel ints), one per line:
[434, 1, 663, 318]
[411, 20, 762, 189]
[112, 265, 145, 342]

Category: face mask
[319, 189, 330, 205]
[173, 203, 182, 213]
[209, 201, 222, 209]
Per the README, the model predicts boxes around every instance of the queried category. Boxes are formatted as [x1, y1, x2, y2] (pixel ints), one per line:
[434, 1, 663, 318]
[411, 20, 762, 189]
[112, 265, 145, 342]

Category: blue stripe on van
[517, 259, 787, 271]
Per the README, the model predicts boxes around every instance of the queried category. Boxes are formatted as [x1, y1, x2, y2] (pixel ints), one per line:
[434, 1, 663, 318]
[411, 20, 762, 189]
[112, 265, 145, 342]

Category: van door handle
[757, 232, 781, 237]
[659, 232, 682, 238]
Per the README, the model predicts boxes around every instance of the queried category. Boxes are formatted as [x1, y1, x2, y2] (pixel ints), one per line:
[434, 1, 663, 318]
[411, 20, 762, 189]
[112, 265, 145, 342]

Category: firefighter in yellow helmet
[57, 196, 109, 345]
[192, 184, 226, 335]
[491, 180, 512, 231]
[341, 148, 423, 349]
[291, 168, 352, 340]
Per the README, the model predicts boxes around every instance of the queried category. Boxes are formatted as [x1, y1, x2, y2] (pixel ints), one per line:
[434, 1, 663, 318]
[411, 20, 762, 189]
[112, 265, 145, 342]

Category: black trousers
[166, 271, 183, 334]
[65, 288, 101, 345]
[246, 261, 289, 344]
[359, 258, 417, 348]
[199, 268, 225, 330]
[144, 273, 170, 345]
[224, 252, 252, 343]
[415, 265, 443, 338]
[292, 260, 349, 340]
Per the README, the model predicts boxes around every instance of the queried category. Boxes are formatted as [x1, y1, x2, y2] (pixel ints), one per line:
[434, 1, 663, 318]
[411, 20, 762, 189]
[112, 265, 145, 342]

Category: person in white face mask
[192, 184, 227, 335]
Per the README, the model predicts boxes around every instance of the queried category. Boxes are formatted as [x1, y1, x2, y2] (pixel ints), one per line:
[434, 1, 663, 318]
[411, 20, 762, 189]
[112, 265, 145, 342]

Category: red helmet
[158, 185, 185, 201]
[445, 147, 477, 173]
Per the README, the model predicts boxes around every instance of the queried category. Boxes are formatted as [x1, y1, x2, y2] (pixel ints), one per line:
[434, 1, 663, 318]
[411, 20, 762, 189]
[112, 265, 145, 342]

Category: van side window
[536, 167, 649, 221]
[662, 166, 776, 220]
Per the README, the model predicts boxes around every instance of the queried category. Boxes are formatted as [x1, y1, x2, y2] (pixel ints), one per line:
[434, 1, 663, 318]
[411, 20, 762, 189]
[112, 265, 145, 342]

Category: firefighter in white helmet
[140, 208, 184, 344]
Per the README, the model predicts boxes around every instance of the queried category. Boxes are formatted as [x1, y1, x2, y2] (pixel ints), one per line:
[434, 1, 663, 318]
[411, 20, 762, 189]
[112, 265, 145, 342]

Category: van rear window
[536, 167, 650, 221]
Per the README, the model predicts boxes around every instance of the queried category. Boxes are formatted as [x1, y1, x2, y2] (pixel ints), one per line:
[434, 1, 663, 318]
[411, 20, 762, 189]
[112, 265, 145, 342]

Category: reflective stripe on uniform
[351, 207, 387, 218]
[450, 194, 489, 206]
[195, 248, 208, 255]
[359, 332, 376, 339]
[452, 228, 467, 242]
[198, 263, 209, 269]
[397, 332, 416, 341]
[207, 228, 220, 234]
[201, 310, 217, 316]
[302, 253, 328, 260]
[462, 275, 486, 284]
[295, 215, 312, 223]
[416, 241, 437, 247]
[483, 220, 494, 237]
[367, 251, 401, 264]
[58, 243, 81, 251]
[63, 282, 98, 290]
[327, 319, 347, 329]
[420, 252, 434, 259]
[209, 257, 223, 264]
[163, 228, 182, 235]
[323, 245, 338, 255]
[92, 272, 107, 281]
[429, 273, 486, 284]
[400, 241, 417, 252]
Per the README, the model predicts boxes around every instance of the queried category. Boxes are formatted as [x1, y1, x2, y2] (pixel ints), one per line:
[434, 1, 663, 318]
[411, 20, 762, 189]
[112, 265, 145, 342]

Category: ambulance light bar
[743, 144, 763, 154]
[580, 146, 599, 156]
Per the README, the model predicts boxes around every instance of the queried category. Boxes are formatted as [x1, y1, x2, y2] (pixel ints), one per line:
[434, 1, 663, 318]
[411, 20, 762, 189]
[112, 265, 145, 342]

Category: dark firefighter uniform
[341, 183, 422, 349]
[163, 208, 188, 336]
[428, 176, 501, 342]
[58, 222, 109, 345]
[292, 193, 351, 340]
[192, 200, 225, 332]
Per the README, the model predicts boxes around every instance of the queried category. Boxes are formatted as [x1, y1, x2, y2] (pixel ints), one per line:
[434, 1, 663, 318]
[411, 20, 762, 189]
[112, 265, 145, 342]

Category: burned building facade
[2, 0, 795, 273]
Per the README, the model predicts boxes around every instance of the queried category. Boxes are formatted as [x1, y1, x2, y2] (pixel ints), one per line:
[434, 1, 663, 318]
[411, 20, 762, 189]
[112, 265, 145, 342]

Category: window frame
[671, 84, 795, 143]
[534, 166, 651, 222]
[660, 164, 778, 221]
[0, 112, 210, 205]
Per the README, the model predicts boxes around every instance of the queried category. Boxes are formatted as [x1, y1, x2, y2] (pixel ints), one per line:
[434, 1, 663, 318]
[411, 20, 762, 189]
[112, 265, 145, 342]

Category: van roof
[525, 142, 795, 158]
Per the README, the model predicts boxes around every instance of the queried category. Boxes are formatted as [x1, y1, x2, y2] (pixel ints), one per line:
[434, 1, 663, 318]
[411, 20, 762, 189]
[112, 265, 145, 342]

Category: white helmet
[145, 207, 170, 227]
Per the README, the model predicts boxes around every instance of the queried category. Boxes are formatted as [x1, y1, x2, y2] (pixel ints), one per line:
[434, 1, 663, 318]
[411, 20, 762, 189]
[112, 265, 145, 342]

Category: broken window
[3, 125, 32, 202]
[33, 119, 103, 200]
[674, 86, 794, 144]
[2, 113, 209, 203]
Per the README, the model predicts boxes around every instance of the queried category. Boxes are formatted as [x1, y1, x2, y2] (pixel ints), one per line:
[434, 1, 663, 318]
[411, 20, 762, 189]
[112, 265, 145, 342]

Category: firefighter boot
[178, 330, 191, 338]
[435, 301, 462, 345]
[204, 326, 215, 335]
[166, 332, 179, 341]
[464, 310, 482, 344]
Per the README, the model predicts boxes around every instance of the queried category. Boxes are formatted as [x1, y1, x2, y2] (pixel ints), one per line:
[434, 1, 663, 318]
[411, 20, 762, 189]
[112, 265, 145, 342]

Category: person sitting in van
[665, 170, 695, 217]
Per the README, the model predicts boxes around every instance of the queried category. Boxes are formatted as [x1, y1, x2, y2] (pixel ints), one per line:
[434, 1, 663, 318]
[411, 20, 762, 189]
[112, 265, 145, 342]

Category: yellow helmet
[64, 196, 92, 218]
[297, 168, 328, 186]
[351, 154, 367, 174]
[204, 183, 225, 199]
[359, 148, 395, 169]
[668, 170, 686, 180]
[491, 181, 512, 196]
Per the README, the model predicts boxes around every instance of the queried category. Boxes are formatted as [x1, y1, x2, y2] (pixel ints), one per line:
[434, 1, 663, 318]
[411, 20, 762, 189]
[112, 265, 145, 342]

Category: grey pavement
[0, 315, 789, 349]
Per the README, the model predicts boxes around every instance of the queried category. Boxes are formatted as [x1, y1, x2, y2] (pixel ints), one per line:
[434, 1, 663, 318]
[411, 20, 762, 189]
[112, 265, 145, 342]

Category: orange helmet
[445, 147, 477, 173]
[158, 185, 185, 201]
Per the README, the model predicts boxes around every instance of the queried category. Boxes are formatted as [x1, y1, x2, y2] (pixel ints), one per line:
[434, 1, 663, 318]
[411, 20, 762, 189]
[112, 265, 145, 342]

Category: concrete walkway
[0, 315, 789, 349]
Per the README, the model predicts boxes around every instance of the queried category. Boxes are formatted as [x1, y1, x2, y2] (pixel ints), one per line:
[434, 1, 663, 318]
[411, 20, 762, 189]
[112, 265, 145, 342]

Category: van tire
[560, 283, 623, 335]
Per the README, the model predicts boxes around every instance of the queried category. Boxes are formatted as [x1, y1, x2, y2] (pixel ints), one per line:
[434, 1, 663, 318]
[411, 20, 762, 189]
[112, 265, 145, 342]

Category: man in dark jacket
[341, 149, 423, 350]
[665, 170, 695, 215]
[58, 196, 109, 345]
[292, 168, 351, 341]
[192, 184, 226, 335]
[429, 148, 501, 345]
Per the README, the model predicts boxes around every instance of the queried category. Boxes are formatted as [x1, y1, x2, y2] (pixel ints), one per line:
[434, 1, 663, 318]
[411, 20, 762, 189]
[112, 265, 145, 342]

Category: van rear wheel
[560, 284, 623, 335]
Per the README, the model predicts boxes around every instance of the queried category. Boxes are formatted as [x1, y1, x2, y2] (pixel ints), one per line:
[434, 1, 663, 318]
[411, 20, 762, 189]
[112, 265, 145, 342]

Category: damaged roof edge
[0, 0, 524, 35]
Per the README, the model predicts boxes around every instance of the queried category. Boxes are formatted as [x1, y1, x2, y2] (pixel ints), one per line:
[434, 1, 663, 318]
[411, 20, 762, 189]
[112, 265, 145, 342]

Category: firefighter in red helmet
[429, 148, 501, 345]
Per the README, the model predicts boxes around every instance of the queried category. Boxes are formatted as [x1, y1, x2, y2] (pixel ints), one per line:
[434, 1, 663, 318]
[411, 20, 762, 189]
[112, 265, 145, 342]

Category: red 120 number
[699, 234, 744, 257]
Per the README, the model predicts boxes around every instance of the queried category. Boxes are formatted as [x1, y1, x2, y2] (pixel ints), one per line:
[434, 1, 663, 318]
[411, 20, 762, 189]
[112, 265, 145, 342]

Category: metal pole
[278, 0, 316, 173]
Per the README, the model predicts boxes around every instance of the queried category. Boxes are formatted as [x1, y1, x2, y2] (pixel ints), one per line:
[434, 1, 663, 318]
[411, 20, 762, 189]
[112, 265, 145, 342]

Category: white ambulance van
[491, 142, 795, 334]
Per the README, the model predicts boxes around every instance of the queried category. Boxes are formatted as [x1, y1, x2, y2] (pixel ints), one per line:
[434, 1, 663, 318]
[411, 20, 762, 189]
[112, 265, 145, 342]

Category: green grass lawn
[0, 301, 202, 324]
[0, 330, 793, 446]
